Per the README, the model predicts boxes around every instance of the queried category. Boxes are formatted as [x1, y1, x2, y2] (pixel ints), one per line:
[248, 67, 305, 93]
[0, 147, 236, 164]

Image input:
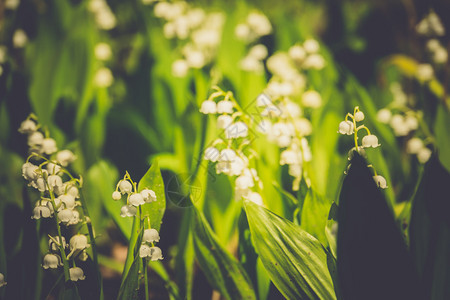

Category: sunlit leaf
[244, 200, 336, 300]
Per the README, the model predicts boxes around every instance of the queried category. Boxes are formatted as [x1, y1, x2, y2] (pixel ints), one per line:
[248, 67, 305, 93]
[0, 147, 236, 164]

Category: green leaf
[337, 153, 421, 299]
[244, 200, 336, 300]
[191, 204, 256, 300]
[118, 220, 144, 300]
[409, 155, 450, 300]
[300, 189, 332, 246]
[138, 160, 166, 231]
[434, 104, 450, 173]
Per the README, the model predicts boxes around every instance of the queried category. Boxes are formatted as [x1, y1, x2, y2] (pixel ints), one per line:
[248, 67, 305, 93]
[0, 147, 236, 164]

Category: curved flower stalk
[19, 114, 98, 284]
[200, 87, 265, 206]
[112, 172, 163, 299]
[339, 107, 388, 189]
[152, 1, 225, 77]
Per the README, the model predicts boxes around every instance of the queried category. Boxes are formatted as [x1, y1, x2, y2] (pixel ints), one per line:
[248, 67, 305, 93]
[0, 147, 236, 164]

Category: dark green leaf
[138, 160, 166, 231]
[337, 153, 422, 300]
[410, 155, 450, 300]
[191, 204, 256, 300]
[244, 200, 336, 300]
[434, 104, 450, 173]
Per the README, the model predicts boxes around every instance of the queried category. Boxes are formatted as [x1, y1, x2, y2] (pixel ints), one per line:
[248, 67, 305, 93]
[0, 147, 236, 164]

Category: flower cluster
[235, 11, 272, 43]
[339, 107, 388, 189]
[239, 44, 269, 73]
[112, 173, 163, 261]
[152, 1, 225, 77]
[19, 115, 89, 281]
[376, 83, 432, 164]
[201, 87, 264, 206]
[139, 228, 163, 261]
[415, 11, 447, 79]
[112, 172, 157, 217]
[88, 0, 117, 30]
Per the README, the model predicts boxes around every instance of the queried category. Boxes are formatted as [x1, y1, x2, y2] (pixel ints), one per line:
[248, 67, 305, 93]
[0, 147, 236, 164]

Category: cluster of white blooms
[139, 228, 163, 261]
[376, 83, 431, 164]
[112, 173, 163, 261]
[201, 88, 264, 206]
[255, 91, 314, 191]
[88, 0, 117, 30]
[339, 107, 388, 189]
[235, 11, 272, 43]
[287, 39, 326, 70]
[415, 11, 447, 78]
[416, 10, 445, 37]
[239, 44, 268, 73]
[19, 115, 90, 281]
[152, 1, 225, 77]
[112, 172, 157, 217]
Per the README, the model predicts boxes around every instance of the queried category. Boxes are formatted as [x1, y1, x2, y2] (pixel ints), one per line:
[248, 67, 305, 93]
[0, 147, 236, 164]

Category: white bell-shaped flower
[199, 100, 217, 114]
[120, 205, 137, 217]
[67, 210, 81, 225]
[0, 273, 6, 287]
[217, 115, 233, 129]
[41, 138, 58, 155]
[373, 175, 388, 189]
[354, 111, 365, 122]
[18, 119, 37, 134]
[22, 162, 39, 181]
[59, 194, 76, 210]
[49, 236, 66, 252]
[141, 189, 157, 203]
[48, 175, 63, 190]
[69, 267, 86, 281]
[229, 156, 246, 176]
[47, 162, 61, 175]
[303, 39, 320, 53]
[406, 138, 424, 154]
[217, 101, 233, 114]
[28, 131, 44, 148]
[289, 45, 306, 61]
[143, 228, 160, 243]
[288, 164, 302, 178]
[338, 120, 354, 135]
[119, 180, 133, 194]
[225, 122, 248, 139]
[56, 150, 76, 167]
[172, 59, 189, 77]
[112, 191, 122, 201]
[280, 149, 301, 165]
[245, 192, 263, 206]
[204, 147, 220, 162]
[235, 174, 254, 190]
[32, 206, 52, 219]
[139, 244, 152, 258]
[42, 253, 62, 269]
[302, 90, 322, 108]
[417, 147, 432, 164]
[256, 93, 272, 107]
[362, 135, 380, 148]
[219, 149, 236, 162]
[129, 193, 145, 206]
[70, 234, 90, 251]
[149, 246, 164, 261]
[35, 177, 47, 192]
[277, 135, 292, 148]
[377, 109, 392, 124]
[390, 115, 410, 136]
[58, 209, 74, 224]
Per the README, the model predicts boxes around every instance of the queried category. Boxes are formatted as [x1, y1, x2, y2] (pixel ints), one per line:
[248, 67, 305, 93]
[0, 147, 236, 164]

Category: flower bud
[112, 191, 122, 201]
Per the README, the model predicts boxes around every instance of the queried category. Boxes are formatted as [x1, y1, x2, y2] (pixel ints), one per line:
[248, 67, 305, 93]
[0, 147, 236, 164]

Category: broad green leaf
[434, 104, 450, 172]
[138, 160, 166, 231]
[337, 153, 421, 299]
[300, 189, 332, 246]
[191, 204, 256, 300]
[244, 200, 336, 300]
[86, 161, 132, 239]
[409, 156, 450, 300]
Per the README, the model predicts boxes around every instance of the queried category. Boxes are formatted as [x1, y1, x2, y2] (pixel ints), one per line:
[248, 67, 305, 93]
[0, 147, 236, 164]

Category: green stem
[144, 258, 149, 300]
[78, 189, 103, 300]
